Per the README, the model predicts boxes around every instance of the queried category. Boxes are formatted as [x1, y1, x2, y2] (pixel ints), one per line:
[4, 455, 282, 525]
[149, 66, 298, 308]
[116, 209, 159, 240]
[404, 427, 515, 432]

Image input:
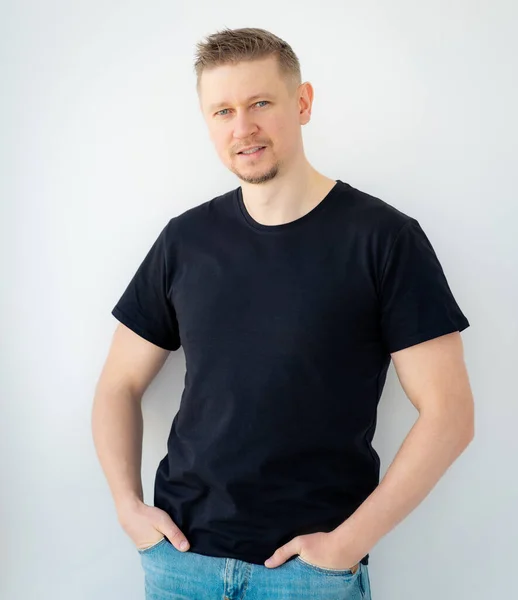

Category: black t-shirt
[111, 179, 470, 566]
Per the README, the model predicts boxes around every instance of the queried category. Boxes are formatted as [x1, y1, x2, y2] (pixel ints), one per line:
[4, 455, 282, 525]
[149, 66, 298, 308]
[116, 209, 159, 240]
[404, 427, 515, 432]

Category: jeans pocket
[295, 555, 360, 577]
[137, 536, 167, 555]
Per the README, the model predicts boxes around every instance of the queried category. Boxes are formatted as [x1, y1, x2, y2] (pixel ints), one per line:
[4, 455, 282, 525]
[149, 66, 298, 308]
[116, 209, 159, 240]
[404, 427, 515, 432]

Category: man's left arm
[330, 330, 474, 561]
[264, 330, 474, 568]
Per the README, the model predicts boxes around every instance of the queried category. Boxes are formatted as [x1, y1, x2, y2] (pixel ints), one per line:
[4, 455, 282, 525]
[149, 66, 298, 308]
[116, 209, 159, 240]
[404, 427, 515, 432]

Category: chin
[235, 166, 279, 184]
[229, 158, 280, 184]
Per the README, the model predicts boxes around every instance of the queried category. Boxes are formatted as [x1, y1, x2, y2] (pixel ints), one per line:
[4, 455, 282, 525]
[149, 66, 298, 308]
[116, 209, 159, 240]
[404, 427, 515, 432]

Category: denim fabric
[138, 537, 372, 599]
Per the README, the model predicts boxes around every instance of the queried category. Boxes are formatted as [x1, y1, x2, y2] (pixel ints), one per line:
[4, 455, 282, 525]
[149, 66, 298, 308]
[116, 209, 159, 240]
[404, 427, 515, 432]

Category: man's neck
[240, 167, 337, 227]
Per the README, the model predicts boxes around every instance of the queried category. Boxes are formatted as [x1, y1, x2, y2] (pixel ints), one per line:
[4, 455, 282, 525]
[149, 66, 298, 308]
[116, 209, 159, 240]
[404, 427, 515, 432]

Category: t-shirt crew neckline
[235, 179, 343, 233]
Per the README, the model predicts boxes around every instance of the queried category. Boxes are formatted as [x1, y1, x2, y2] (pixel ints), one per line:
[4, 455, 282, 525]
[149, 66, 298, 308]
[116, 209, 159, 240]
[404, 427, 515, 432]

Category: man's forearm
[332, 412, 474, 559]
[91, 385, 145, 519]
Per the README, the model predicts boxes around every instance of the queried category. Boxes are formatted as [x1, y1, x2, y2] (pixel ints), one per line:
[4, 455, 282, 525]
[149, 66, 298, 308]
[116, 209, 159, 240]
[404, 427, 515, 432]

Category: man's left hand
[263, 530, 361, 571]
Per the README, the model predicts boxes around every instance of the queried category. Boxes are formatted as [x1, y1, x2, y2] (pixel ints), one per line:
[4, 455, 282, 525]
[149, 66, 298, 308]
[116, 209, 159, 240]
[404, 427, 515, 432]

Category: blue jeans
[138, 537, 372, 599]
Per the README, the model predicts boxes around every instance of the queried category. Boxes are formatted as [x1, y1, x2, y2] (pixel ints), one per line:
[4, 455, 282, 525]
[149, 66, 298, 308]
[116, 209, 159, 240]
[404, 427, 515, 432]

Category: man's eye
[215, 101, 269, 117]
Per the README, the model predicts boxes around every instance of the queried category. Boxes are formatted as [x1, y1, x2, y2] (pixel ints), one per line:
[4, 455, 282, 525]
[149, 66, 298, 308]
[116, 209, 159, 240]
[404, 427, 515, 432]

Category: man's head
[194, 27, 313, 185]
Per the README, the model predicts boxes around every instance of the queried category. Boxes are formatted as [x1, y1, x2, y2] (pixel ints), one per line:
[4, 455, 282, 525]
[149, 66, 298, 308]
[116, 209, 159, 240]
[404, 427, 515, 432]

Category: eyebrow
[208, 93, 275, 112]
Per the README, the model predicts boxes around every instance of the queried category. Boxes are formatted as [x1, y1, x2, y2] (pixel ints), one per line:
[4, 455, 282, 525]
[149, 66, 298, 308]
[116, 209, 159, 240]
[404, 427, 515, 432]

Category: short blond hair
[194, 27, 302, 95]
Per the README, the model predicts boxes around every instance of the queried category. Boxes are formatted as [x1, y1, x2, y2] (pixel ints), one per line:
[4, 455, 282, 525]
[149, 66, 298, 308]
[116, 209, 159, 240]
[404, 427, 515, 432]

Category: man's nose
[233, 110, 259, 139]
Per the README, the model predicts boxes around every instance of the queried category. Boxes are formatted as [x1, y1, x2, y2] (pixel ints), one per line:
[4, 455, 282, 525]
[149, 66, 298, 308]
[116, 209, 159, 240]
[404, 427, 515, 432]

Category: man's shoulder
[339, 180, 416, 236]
[167, 190, 234, 228]
[162, 187, 236, 237]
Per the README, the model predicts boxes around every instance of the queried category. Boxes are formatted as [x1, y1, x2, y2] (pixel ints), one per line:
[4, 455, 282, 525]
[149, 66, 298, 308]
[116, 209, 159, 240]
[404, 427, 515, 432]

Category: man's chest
[170, 237, 380, 351]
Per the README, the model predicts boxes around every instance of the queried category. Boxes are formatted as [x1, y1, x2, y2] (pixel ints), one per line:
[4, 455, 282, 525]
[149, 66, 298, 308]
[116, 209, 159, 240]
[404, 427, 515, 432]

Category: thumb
[173, 530, 189, 552]
[160, 516, 190, 552]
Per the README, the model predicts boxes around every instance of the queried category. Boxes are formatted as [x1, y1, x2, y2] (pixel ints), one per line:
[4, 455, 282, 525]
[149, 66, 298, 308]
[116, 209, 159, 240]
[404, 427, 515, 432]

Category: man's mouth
[237, 146, 266, 157]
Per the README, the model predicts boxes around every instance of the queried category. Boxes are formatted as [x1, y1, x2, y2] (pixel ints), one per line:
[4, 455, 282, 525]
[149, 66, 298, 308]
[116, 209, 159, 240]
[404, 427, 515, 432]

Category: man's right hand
[117, 498, 190, 552]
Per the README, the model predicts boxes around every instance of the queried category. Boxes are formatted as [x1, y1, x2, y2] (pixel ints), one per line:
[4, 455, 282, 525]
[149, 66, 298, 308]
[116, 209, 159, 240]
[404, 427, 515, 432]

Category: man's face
[198, 56, 310, 184]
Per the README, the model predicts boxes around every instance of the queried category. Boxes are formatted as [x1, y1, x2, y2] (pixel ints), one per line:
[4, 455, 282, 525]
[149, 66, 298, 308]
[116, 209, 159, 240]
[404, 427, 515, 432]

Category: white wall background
[2, 1, 517, 598]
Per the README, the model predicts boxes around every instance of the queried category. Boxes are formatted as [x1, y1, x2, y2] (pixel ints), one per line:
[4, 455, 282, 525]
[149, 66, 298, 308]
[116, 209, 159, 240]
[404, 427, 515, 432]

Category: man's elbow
[457, 406, 475, 449]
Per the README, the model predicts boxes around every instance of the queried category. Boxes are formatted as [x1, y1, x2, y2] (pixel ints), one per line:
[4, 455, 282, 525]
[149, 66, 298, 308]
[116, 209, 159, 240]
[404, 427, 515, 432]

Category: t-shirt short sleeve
[379, 218, 470, 354]
[111, 221, 181, 351]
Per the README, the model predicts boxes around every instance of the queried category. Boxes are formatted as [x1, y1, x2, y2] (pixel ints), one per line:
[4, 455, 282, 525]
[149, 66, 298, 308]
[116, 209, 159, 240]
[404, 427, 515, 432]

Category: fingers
[119, 501, 191, 553]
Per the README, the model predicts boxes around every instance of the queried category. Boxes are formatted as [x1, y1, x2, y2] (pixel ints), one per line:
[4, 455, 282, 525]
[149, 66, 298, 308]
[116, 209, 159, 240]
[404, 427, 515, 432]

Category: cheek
[211, 134, 231, 159]
[207, 124, 225, 147]
[270, 117, 297, 153]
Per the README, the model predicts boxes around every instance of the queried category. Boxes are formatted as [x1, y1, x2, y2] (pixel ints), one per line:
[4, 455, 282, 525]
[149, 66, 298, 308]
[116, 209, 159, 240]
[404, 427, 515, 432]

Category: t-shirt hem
[165, 540, 370, 566]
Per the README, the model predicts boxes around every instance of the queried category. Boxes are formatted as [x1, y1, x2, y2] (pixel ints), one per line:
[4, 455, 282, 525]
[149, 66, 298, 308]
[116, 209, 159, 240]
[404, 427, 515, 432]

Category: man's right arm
[91, 322, 190, 551]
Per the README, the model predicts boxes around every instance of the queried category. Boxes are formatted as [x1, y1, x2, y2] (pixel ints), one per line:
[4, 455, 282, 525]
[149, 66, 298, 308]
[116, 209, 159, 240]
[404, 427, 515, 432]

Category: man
[92, 27, 474, 600]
